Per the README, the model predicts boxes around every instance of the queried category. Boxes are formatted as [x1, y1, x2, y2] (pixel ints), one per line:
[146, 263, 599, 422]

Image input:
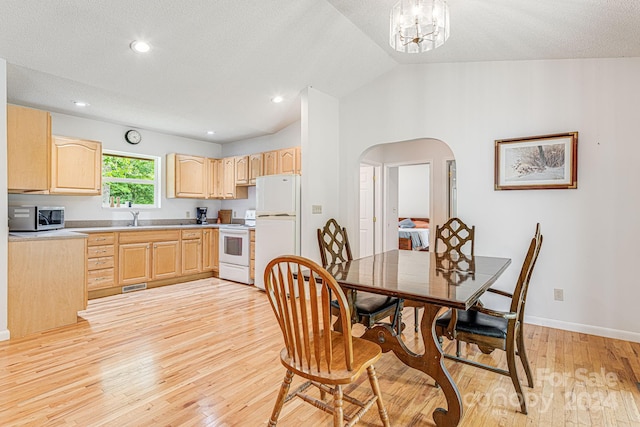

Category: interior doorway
[358, 138, 455, 255]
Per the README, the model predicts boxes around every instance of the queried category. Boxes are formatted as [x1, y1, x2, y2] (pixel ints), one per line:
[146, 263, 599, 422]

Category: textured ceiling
[1, 0, 639, 144]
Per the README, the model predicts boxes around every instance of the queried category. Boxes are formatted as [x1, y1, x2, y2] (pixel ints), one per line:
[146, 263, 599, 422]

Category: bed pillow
[399, 218, 416, 228]
[413, 220, 430, 229]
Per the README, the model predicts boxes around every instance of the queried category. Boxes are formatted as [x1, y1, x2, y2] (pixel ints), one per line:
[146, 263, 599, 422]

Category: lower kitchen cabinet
[118, 242, 151, 285]
[9, 236, 87, 339]
[152, 240, 181, 280]
[181, 229, 202, 275]
[203, 228, 219, 272]
[86, 232, 116, 291]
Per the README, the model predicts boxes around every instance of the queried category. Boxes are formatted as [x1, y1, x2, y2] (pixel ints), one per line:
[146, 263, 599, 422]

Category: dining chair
[434, 224, 543, 414]
[406, 217, 476, 333]
[317, 218, 403, 335]
[264, 255, 390, 427]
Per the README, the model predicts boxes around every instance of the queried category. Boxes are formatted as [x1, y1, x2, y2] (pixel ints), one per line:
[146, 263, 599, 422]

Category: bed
[398, 217, 430, 251]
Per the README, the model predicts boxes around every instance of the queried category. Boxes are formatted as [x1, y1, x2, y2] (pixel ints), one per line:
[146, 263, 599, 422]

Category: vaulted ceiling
[1, 0, 639, 143]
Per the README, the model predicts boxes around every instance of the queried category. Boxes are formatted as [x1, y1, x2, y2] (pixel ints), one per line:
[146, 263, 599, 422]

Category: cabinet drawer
[88, 233, 115, 246]
[181, 229, 203, 240]
[87, 245, 115, 258]
[87, 256, 114, 271]
[119, 230, 181, 244]
[87, 268, 115, 289]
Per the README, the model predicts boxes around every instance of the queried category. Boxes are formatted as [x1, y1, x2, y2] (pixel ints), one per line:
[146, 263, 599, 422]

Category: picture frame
[495, 132, 578, 190]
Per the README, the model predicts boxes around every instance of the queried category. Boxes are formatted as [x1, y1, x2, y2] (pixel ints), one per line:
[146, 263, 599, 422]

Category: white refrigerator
[254, 174, 301, 290]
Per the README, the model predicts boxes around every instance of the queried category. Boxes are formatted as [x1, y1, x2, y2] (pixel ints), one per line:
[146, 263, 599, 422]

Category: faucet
[130, 211, 140, 227]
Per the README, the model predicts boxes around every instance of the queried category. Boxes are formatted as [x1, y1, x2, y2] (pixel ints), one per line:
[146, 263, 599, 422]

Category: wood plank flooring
[1, 278, 639, 426]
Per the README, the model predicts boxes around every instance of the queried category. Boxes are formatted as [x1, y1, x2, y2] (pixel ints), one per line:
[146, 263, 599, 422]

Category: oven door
[219, 228, 249, 266]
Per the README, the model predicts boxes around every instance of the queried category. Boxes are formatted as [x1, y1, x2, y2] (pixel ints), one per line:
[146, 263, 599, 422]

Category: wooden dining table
[324, 249, 511, 427]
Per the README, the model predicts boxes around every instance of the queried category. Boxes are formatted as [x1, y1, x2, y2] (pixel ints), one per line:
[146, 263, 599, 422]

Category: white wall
[339, 58, 640, 342]
[0, 58, 9, 341]
[301, 87, 340, 263]
[8, 112, 223, 222]
[398, 164, 430, 218]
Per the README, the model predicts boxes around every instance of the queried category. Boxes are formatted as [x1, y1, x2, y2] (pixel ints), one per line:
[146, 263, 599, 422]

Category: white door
[254, 216, 298, 290]
[359, 165, 375, 258]
[256, 174, 300, 215]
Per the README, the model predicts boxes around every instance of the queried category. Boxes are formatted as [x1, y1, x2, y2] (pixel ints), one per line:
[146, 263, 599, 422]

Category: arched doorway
[359, 138, 455, 257]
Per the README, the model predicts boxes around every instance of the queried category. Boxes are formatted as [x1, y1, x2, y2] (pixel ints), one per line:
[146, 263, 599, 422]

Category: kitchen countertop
[9, 223, 255, 242]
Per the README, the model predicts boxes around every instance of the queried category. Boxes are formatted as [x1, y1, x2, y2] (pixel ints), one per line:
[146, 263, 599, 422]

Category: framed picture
[495, 132, 578, 190]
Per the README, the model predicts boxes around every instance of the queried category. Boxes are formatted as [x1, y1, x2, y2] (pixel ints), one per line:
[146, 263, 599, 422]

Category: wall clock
[125, 129, 142, 144]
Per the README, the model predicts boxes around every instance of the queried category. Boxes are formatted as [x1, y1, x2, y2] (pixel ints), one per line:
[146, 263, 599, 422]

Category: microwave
[9, 206, 65, 231]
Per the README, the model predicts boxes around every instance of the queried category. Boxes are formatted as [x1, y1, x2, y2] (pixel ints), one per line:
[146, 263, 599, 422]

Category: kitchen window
[102, 151, 161, 208]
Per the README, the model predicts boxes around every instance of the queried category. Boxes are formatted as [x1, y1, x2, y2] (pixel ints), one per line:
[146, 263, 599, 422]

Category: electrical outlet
[553, 288, 564, 301]
[312, 205, 322, 214]
[186, 211, 190, 218]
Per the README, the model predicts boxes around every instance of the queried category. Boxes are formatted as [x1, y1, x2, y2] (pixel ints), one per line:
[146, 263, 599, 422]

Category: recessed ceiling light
[271, 96, 284, 103]
[130, 40, 151, 53]
[207, 131, 216, 135]
[73, 101, 89, 107]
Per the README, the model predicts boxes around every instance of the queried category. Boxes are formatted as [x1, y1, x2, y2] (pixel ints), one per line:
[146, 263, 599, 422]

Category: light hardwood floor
[1, 278, 639, 426]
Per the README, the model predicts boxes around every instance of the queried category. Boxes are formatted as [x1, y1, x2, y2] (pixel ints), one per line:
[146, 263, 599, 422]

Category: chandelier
[390, 0, 450, 54]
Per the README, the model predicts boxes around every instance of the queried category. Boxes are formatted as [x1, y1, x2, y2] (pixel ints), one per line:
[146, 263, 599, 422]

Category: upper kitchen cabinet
[277, 147, 298, 174]
[166, 153, 207, 198]
[207, 158, 224, 199]
[7, 104, 51, 193]
[235, 155, 249, 186]
[222, 157, 248, 199]
[249, 153, 262, 185]
[263, 150, 278, 176]
[50, 136, 102, 195]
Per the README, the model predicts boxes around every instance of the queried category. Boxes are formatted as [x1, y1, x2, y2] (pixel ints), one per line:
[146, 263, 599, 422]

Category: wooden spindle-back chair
[265, 255, 390, 427]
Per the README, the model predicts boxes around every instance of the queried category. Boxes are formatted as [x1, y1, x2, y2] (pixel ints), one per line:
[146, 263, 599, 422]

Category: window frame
[102, 149, 162, 209]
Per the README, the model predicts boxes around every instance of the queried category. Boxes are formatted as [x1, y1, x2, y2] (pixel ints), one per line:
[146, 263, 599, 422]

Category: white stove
[218, 210, 255, 285]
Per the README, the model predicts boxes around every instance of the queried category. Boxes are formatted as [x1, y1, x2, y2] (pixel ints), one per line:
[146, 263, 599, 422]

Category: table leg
[361, 303, 463, 427]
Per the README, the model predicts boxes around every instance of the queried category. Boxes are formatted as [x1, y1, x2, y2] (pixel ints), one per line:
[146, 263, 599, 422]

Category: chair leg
[333, 385, 344, 427]
[414, 307, 419, 333]
[455, 339, 461, 357]
[517, 324, 534, 388]
[506, 338, 528, 414]
[268, 370, 294, 426]
[366, 365, 390, 427]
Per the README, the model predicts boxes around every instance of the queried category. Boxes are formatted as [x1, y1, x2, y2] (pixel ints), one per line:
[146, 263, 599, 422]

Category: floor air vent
[122, 283, 147, 293]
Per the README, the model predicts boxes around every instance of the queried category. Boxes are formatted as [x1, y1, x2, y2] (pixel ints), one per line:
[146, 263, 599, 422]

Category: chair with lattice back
[406, 217, 476, 333]
[317, 218, 403, 334]
[265, 255, 390, 427]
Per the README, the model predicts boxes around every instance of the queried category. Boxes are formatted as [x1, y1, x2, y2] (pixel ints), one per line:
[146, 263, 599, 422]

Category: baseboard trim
[526, 315, 640, 343]
[0, 329, 10, 342]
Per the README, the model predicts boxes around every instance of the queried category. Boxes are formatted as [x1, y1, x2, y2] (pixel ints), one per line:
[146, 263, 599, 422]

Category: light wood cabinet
[249, 153, 262, 185]
[263, 150, 278, 176]
[278, 147, 297, 174]
[250, 229, 256, 280]
[181, 230, 203, 275]
[86, 232, 116, 291]
[235, 155, 249, 185]
[166, 153, 207, 198]
[8, 237, 87, 338]
[50, 136, 102, 195]
[203, 228, 219, 272]
[118, 230, 181, 285]
[152, 241, 181, 280]
[221, 157, 248, 199]
[118, 243, 151, 285]
[207, 158, 224, 199]
[7, 104, 51, 193]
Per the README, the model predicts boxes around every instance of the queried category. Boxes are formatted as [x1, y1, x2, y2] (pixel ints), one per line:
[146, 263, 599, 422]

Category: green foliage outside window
[102, 154, 157, 206]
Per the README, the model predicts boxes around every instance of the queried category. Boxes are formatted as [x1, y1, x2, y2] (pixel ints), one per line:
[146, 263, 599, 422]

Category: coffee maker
[196, 207, 208, 224]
